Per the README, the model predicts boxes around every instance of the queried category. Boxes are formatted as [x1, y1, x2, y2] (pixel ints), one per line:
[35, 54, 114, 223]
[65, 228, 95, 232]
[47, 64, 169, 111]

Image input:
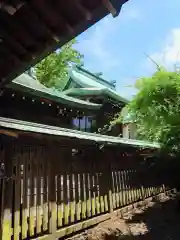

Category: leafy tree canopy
[35, 39, 83, 89]
[114, 68, 180, 154]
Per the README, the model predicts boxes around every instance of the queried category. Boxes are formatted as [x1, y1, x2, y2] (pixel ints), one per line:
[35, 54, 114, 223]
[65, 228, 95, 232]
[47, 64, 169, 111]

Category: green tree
[35, 39, 83, 89]
[114, 68, 180, 153]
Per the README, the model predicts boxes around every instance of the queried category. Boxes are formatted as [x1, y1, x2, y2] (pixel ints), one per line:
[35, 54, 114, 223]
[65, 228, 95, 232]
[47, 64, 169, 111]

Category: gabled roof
[0, 0, 129, 87]
[63, 65, 129, 104]
[6, 73, 102, 110]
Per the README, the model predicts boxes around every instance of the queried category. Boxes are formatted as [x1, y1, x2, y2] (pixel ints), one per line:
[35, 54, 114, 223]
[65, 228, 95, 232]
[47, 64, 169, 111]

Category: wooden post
[48, 145, 57, 239]
[105, 150, 113, 213]
[1, 138, 13, 240]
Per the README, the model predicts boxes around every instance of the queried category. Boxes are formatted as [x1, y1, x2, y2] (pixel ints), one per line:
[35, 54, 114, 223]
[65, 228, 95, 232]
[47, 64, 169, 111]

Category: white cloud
[77, 16, 120, 70]
[147, 28, 180, 72]
[76, 5, 142, 72]
[121, 5, 141, 21]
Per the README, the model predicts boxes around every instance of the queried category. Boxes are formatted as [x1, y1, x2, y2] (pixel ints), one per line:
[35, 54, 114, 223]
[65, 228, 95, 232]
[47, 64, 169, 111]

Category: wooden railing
[0, 138, 178, 240]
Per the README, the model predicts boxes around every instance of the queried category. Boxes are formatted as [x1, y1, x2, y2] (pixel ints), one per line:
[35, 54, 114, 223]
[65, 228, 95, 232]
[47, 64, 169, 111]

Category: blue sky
[76, 0, 180, 99]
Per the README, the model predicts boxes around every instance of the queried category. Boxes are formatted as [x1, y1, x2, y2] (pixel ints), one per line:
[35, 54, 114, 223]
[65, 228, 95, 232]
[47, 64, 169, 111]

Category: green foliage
[125, 68, 180, 153]
[35, 39, 83, 89]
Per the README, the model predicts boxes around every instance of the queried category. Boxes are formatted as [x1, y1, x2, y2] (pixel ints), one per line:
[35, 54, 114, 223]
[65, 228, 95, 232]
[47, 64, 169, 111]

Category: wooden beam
[102, 0, 117, 17]
[0, 129, 18, 138]
[27, 3, 61, 43]
[73, 0, 92, 20]
[31, 0, 74, 37]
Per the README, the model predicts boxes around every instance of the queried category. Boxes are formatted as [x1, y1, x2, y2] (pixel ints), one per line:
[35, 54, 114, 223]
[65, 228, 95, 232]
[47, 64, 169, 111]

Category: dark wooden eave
[0, 0, 128, 87]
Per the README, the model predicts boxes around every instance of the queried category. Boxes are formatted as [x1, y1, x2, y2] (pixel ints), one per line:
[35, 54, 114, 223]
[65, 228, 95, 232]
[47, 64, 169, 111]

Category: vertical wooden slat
[42, 153, 48, 232]
[121, 170, 126, 206]
[2, 139, 13, 240]
[57, 174, 63, 228]
[86, 173, 92, 218]
[48, 147, 57, 236]
[117, 170, 122, 207]
[115, 170, 120, 208]
[63, 173, 69, 225]
[36, 149, 43, 235]
[74, 172, 80, 221]
[13, 145, 21, 240]
[90, 172, 96, 216]
[81, 173, 86, 219]
[113, 171, 117, 208]
[69, 171, 75, 223]
[29, 149, 36, 236]
[0, 178, 5, 240]
[107, 162, 113, 213]
[131, 169, 136, 203]
[78, 173, 82, 220]
[21, 148, 28, 239]
[126, 169, 132, 204]
[133, 169, 137, 202]
[124, 170, 129, 205]
[95, 173, 100, 215]
[103, 170, 109, 213]
[111, 171, 116, 209]
[99, 172, 108, 213]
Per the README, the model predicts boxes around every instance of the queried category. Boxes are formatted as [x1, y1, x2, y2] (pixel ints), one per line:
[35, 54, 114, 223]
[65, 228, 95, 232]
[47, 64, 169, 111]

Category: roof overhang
[0, 117, 160, 149]
[0, 0, 129, 88]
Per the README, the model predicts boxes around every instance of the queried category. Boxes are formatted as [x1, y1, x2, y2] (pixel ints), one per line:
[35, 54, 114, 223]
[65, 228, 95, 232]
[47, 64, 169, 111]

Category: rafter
[102, 0, 117, 17]
[73, 0, 92, 20]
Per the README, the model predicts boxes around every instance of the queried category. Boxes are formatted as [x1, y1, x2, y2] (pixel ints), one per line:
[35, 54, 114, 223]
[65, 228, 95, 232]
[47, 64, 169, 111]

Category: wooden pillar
[47, 144, 57, 238]
[1, 138, 13, 240]
[104, 149, 113, 213]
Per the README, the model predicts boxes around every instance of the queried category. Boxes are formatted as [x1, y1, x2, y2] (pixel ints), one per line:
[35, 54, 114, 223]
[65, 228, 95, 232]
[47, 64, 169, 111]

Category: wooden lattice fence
[0, 136, 178, 240]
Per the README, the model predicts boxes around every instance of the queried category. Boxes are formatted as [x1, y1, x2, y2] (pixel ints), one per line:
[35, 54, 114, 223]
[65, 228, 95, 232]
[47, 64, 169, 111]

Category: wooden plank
[95, 173, 100, 215]
[0, 178, 5, 239]
[86, 173, 92, 218]
[111, 171, 116, 209]
[57, 174, 63, 228]
[107, 163, 113, 213]
[69, 172, 76, 223]
[36, 149, 43, 235]
[133, 169, 138, 202]
[47, 149, 57, 235]
[42, 154, 48, 232]
[99, 172, 105, 214]
[81, 173, 86, 220]
[74, 172, 79, 221]
[2, 139, 13, 240]
[63, 173, 69, 225]
[121, 170, 126, 206]
[126, 169, 132, 204]
[90, 172, 96, 216]
[55, 212, 110, 239]
[130, 169, 135, 203]
[117, 170, 123, 207]
[29, 148, 36, 236]
[13, 145, 21, 240]
[21, 148, 28, 239]
[114, 170, 120, 208]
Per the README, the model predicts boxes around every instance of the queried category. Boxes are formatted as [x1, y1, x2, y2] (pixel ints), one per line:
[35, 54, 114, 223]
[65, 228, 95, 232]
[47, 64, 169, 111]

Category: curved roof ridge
[63, 87, 129, 104]
[74, 65, 116, 89]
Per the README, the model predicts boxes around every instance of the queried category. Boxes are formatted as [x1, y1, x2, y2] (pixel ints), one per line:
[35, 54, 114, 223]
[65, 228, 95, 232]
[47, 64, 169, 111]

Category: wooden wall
[0, 136, 177, 240]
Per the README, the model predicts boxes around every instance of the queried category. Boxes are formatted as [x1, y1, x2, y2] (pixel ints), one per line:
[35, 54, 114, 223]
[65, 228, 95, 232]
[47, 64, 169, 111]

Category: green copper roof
[64, 87, 129, 103]
[6, 74, 102, 110]
[63, 66, 129, 104]
[0, 117, 160, 149]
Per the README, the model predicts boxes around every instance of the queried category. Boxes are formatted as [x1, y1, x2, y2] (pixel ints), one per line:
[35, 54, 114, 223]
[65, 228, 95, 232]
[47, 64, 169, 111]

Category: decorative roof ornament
[95, 72, 103, 77]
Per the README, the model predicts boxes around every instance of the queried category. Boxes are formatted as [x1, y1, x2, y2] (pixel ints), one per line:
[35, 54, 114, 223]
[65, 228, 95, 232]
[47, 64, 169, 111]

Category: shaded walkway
[66, 194, 180, 239]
